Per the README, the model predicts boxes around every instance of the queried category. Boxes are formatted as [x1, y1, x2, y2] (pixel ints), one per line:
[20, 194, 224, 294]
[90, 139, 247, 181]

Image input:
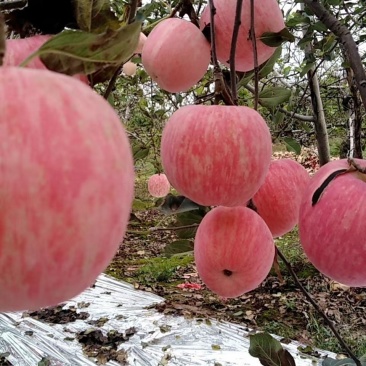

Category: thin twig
[229, 0, 243, 104]
[104, 0, 139, 100]
[128, 0, 139, 23]
[103, 66, 122, 100]
[276, 247, 362, 366]
[149, 223, 199, 232]
[249, 0, 259, 110]
[208, 0, 219, 68]
[0, 12, 5, 67]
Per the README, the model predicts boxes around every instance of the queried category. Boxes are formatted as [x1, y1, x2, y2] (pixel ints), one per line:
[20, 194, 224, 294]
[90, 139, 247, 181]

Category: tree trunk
[301, 3, 330, 166]
[342, 52, 363, 158]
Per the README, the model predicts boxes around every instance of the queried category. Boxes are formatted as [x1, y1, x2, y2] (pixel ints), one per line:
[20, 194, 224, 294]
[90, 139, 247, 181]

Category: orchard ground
[106, 146, 366, 358]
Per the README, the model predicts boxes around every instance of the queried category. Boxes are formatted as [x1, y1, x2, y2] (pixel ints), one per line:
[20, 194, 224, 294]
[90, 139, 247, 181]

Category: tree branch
[149, 223, 199, 232]
[303, 0, 366, 111]
[277, 247, 361, 366]
[249, 0, 259, 110]
[229, 0, 243, 104]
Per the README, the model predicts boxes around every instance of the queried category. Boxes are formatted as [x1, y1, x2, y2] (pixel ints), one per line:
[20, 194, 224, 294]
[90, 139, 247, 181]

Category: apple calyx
[223, 269, 233, 277]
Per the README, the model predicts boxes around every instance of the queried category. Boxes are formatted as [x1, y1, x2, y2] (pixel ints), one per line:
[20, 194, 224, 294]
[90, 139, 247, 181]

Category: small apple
[252, 159, 310, 237]
[148, 173, 171, 197]
[123, 61, 137, 76]
[194, 206, 275, 298]
[142, 18, 211, 93]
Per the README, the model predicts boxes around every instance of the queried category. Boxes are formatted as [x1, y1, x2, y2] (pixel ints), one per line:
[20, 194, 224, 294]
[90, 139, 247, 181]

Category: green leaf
[132, 145, 149, 162]
[310, 21, 328, 32]
[326, 0, 341, 5]
[25, 20, 142, 77]
[272, 111, 285, 125]
[176, 211, 204, 226]
[300, 62, 315, 77]
[286, 13, 311, 27]
[283, 137, 301, 155]
[249, 332, 295, 366]
[175, 211, 204, 239]
[74, 0, 121, 33]
[107, 93, 115, 107]
[258, 87, 292, 109]
[164, 240, 194, 257]
[260, 28, 295, 48]
[136, 1, 159, 20]
[237, 70, 255, 87]
[258, 47, 282, 78]
[132, 199, 150, 211]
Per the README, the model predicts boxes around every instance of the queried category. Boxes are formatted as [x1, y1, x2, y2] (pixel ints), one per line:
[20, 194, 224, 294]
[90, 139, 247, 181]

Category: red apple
[252, 159, 310, 237]
[142, 18, 211, 92]
[135, 32, 147, 54]
[123, 61, 137, 76]
[298, 159, 366, 287]
[194, 206, 275, 298]
[200, 0, 285, 71]
[4, 35, 89, 84]
[148, 173, 171, 197]
[161, 105, 272, 207]
[0, 67, 135, 311]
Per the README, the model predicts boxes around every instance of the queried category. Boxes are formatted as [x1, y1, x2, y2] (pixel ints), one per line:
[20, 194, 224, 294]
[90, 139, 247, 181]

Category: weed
[136, 255, 194, 285]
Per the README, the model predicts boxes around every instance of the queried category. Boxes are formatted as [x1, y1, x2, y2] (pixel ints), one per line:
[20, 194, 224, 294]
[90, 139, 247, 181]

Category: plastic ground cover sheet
[0, 274, 336, 366]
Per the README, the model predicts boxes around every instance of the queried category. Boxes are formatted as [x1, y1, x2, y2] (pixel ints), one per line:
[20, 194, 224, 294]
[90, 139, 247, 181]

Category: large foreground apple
[142, 18, 211, 92]
[252, 159, 310, 237]
[298, 159, 366, 287]
[194, 206, 275, 298]
[0, 67, 134, 311]
[161, 105, 272, 207]
[200, 0, 285, 71]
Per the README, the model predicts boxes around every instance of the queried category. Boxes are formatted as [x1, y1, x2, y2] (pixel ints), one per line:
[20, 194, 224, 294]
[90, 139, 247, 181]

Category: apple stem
[208, 0, 235, 105]
[249, 0, 259, 110]
[0, 12, 5, 67]
[229, 0, 243, 105]
[276, 246, 362, 366]
[103, 67, 122, 99]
